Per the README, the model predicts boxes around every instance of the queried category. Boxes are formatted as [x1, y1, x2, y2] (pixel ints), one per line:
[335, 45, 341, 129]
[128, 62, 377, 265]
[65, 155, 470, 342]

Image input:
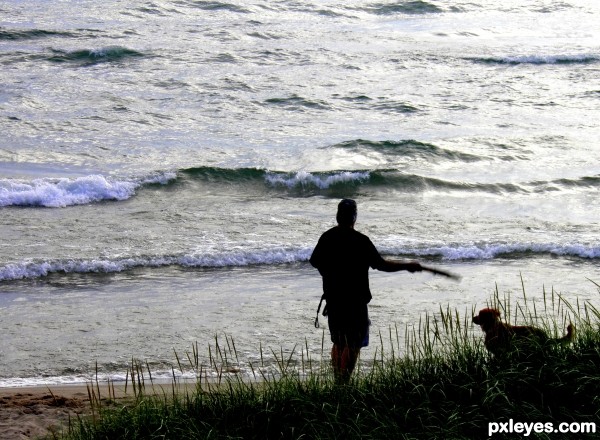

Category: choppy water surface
[0, 0, 599, 386]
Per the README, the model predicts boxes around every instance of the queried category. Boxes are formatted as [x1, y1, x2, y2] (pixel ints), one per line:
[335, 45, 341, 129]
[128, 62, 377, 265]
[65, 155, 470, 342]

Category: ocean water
[0, 0, 599, 387]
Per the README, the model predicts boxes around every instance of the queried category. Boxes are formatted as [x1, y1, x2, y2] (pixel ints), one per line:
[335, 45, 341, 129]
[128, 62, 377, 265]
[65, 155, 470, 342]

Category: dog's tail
[556, 323, 576, 344]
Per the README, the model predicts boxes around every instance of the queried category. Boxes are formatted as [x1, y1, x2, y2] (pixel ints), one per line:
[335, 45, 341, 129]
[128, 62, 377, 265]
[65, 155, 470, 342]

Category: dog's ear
[480, 308, 501, 318]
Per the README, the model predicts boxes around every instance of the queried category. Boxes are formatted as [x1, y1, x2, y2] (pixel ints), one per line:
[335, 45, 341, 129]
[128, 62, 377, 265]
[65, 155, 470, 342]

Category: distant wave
[336, 96, 421, 114]
[0, 28, 75, 40]
[183, 1, 250, 13]
[181, 166, 265, 182]
[329, 139, 482, 162]
[3, 168, 598, 207]
[181, 167, 373, 192]
[46, 46, 145, 65]
[471, 54, 600, 65]
[2, 242, 599, 282]
[0, 173, 175, 208]
[263, 95, 331, 111]
[182, 167, 410, 192]
[262, 170, 600, 195]
[178, 168, 600, 197]
[365, 1, 443, 15]
[554, 175, 600, 188]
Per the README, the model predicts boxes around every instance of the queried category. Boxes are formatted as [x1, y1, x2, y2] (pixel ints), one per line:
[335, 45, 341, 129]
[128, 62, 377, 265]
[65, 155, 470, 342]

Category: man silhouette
[310, 199, 423, 383]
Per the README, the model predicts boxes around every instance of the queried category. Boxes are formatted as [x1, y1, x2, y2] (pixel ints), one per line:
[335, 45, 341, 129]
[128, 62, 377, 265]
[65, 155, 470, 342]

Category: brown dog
[472, 308, 575, 356]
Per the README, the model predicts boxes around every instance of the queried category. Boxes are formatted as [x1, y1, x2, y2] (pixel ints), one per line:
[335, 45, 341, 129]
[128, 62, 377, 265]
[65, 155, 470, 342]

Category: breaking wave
[471, 54, 600, 65]
[0, 173, 175, 208]
[2, 167, 599, 207]
[2, 242, 599, 282]
[46, 46, 146, 65]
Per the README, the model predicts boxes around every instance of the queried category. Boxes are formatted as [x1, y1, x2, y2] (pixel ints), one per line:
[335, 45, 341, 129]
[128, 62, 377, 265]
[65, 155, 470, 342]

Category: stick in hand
[419, 264, 462, 281]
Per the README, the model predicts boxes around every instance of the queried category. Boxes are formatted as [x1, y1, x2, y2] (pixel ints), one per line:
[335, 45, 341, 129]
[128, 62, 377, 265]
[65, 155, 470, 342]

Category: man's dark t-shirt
[310, 226, 386, 345]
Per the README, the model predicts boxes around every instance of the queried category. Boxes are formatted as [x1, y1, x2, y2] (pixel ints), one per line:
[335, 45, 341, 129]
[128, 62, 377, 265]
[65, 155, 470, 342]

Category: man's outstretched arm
[376, 260, 423, 273]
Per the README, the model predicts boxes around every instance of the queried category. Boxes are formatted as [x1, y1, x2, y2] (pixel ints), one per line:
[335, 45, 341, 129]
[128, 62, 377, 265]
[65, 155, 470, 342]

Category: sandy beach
[0, 381, 207, 440]
[0, 384, 94, 440]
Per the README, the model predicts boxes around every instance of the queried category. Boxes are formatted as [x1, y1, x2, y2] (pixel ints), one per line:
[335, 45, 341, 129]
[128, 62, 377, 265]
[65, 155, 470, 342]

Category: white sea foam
[2, 244, 599, 282]
[0, 172, 175, 208]
[379, 242, 600, 261]
[265, 171, 370, 189]
[0, 248, 314, 281]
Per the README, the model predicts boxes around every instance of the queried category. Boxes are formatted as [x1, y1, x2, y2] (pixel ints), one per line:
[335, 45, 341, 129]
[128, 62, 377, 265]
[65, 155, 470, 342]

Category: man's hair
[336, 199, 357, 226]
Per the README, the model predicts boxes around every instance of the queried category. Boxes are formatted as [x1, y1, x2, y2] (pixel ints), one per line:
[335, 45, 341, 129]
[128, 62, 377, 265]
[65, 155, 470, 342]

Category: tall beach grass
[57, 282, 599, 439]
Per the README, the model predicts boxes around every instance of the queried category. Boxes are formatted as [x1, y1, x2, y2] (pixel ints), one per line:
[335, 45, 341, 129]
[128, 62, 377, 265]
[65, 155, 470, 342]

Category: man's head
[336, 199, 357, 227]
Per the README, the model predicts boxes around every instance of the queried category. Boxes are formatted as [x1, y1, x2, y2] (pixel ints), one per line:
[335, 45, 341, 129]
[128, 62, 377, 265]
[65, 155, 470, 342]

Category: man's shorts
[327, 303, 370, 349]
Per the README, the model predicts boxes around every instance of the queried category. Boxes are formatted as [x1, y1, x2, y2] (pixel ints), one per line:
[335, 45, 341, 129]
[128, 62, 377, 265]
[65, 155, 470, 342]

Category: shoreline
[1, 261, 597, 439]
[0, 384, 93, 440]
[0, 381, 199, 440]
[3, 258, 598, 393]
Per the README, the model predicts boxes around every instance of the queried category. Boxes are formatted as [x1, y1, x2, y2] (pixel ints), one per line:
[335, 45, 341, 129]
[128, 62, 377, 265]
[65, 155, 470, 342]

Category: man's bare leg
[331, 344, 360, 384]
